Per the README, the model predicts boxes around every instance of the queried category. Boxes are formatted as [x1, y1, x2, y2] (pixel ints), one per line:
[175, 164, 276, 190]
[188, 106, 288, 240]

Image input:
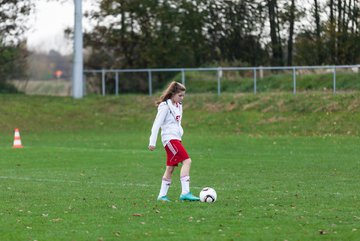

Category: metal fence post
[83, 73, 86, 96]
[101, 69, 106, 96]
[259, 66, 263, 79]
[333, 66, 336, 94]
[217, 67, 222, 96]
[253, 68, 257, 94]
[148, 70, 152, 96]
[181, 69, 186, 85]
[115, 72, 119, 95]
[293, 67, 297, 95]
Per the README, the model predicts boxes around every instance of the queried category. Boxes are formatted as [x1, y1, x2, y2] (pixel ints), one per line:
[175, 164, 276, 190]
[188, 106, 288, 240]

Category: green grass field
[1, 93, 360, 240]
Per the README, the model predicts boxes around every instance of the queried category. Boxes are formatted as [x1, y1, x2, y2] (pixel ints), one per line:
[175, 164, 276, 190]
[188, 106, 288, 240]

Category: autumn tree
[0, 0, 32, 90]
[81, 0, 359, 85]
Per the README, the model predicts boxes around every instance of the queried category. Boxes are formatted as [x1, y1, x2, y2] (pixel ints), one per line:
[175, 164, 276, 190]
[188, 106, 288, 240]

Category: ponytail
[155, 81, 186, 106]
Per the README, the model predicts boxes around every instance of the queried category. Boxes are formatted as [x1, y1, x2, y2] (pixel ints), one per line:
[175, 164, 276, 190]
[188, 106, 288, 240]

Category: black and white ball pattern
[200, 187, 217, 202]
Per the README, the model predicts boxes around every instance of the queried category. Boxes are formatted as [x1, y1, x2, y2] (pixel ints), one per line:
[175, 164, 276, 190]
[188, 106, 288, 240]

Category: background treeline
[82, 0, 359, 92]
[84, 0, 360, 70]
[0, 0, 359, 93]
[0, 0, 31, 92]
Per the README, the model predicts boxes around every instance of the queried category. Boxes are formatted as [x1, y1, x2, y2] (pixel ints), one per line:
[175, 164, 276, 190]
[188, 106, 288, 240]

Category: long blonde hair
[156, 81, 186, 106]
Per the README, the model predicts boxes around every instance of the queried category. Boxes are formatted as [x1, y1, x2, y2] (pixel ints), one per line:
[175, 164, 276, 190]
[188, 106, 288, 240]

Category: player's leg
[179, 158, 200, 201]
[180, 158, 191, 177]
[157, 165, 175, 201]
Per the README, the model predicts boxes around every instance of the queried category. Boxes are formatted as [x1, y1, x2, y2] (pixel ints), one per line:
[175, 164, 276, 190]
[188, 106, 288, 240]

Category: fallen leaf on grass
[132, 213, 143, 217]
[51, 218, 63, 222]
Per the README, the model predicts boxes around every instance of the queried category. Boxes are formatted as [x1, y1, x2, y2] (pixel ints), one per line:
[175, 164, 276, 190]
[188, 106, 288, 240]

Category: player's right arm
[148, 102, 168, 149]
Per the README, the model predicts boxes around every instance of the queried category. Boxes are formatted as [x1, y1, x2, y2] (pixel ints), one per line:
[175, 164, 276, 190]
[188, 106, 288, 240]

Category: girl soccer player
[148, 81, 200, 202]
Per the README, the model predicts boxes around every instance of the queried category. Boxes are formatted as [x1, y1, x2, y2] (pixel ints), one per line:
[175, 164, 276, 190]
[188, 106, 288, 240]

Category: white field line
[30, 146, 149, 153]
[0, 175, 222, 190]
[0, 146, 149, 153]
[0, 175, 153, 188]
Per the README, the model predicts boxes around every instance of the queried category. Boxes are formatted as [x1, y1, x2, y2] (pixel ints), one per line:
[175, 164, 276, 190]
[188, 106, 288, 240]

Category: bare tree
[267, 0, 283, 66]
[287, 0, 296, 66]
[313, 0, 324, 64]
[0, 0, 32, 85]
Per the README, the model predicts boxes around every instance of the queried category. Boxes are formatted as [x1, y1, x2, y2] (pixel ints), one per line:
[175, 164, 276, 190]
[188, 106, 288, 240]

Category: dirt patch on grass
[225, 101, 237, 111]
[204, 103, 223, 112]
[242, 100, 262, 111]
[326, 102, 341, 112]
[258, 116, 291, 124]
[347, 99, 360, 111]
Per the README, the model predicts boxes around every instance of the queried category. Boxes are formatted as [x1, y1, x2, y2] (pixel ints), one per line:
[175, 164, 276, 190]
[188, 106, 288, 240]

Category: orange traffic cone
[13, 128, 23, 148]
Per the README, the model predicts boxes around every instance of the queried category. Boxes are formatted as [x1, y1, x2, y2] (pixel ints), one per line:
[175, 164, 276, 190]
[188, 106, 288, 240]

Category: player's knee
[183, 158, 192, 165]
[165, 166, 175, 175]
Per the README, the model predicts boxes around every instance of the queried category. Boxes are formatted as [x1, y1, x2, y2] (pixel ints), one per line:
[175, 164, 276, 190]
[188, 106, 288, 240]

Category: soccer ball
[199, 187, 217, 202]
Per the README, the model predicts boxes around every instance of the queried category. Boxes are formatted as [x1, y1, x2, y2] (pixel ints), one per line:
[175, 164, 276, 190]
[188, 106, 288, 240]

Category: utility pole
[72, 0, 83, 98]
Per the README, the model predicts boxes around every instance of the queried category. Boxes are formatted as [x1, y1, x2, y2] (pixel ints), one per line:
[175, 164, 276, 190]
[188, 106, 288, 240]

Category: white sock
[180, 175, 190, 195]
[158, 178, 171, 198]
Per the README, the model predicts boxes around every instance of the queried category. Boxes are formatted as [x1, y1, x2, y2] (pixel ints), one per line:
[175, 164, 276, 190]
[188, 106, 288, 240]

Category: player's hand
[148, 145, 156, 151]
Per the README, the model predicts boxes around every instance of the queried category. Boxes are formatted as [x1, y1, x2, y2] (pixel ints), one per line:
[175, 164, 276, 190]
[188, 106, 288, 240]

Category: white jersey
[149, 99, 184, 147]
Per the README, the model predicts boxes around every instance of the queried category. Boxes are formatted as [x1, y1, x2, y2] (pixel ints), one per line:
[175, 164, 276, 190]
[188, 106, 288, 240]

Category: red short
[164, 140, 190, 166]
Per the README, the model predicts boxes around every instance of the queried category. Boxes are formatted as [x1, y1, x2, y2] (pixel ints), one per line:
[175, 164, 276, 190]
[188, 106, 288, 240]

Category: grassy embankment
[0, 91, 359, 137]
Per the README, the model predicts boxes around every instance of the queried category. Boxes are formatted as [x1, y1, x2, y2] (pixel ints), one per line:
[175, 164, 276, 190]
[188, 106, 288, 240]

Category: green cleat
[179, 192, 200, 201]
[157, 196, 171, 202]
